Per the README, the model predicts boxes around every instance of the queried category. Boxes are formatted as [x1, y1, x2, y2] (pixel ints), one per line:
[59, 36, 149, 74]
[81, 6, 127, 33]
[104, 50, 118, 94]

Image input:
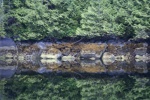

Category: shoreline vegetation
[0, 0, 149, 41]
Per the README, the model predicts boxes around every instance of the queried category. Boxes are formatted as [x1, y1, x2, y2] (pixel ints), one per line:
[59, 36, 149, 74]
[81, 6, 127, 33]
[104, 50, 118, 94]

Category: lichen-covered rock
[106, 43, 124, 55]
[80, 43, 107, 59]
[18, 44, 40, 54]
[123, 43, 148, 55]
[102, 52, 115, 65]
[133, 43, 149, 62]
[134, 47, 147, 56]
[106, 43, 149, 61]
[35, 42, 47, 50]
[41, 48, 62, 59]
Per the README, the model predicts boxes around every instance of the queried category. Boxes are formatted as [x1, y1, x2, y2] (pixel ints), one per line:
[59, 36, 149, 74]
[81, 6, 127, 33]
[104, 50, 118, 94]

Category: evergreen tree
[2, 75, 150, 100]
[77, 0, 150, 39]
[5, 0, 50, 40]
[5, 0, 89, 40]
[76, 0, 110, 37]
[3, 0, 149, 40]
[0, 0, 6, 37]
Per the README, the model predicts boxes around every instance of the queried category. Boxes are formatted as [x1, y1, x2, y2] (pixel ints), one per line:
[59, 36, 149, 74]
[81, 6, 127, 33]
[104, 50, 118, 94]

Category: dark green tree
[77, 0, 150, 39]
[3, 74, 150, 100]
[5, 0, 90, 40]
[76, 0, 110, 37]
[0, 0, 6, 37]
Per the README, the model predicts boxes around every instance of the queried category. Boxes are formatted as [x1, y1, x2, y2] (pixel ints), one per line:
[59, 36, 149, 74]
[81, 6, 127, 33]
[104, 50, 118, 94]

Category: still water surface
[0, 60, 150, 100]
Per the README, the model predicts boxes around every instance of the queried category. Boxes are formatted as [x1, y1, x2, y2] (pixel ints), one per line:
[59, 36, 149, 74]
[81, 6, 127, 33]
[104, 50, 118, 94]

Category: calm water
[0, 60, 150, 100]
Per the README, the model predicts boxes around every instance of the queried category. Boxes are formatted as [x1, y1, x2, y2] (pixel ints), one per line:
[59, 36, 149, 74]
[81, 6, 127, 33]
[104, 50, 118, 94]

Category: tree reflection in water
[1, 74, 150, 100]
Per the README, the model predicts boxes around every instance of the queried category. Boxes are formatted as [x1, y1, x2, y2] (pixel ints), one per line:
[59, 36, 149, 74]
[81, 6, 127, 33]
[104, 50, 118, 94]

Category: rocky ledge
[0, 39, 150, 63]
[0, 38, 150, 78]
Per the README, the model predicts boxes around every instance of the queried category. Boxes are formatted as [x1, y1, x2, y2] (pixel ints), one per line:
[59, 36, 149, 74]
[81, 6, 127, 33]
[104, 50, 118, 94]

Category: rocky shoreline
[0, 38, 150, 78]
[3, 41, 149, 62]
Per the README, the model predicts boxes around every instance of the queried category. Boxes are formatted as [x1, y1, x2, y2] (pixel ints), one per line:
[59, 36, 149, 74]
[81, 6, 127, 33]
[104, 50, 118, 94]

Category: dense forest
[1, 75, 150, 100]
[0, 0, 150, 40]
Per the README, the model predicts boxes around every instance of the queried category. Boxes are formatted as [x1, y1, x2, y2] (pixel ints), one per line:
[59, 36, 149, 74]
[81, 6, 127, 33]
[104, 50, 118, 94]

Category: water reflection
[0, 74, 150, 100]
[0, 59, 149, 79]
[0, 59, 150, 100]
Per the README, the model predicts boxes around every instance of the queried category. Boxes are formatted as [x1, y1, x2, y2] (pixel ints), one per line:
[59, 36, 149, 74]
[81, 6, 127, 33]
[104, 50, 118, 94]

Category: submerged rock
[134, 47, 147, 56]
[0, 38, 17, 60]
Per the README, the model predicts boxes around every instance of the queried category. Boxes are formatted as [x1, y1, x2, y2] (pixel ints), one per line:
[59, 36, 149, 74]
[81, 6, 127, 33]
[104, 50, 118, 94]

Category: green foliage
[125, 76, 150, 100]
[2, 75, 150, 100]
[3, 0, 150, 40]
[0, 1, 6, 37]
[5, 0, 89, 40]
[0, 79, 8, 100]
[77, 0, 150, 39]
[4, 75, 81, 100]
[5, 0, 50, 40]
[76, 0, 111, 37]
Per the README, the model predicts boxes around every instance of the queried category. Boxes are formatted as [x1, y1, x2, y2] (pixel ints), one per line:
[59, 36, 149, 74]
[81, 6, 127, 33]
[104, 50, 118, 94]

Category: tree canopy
[1, 0, 150, 40]
[0, 0, 6, 37]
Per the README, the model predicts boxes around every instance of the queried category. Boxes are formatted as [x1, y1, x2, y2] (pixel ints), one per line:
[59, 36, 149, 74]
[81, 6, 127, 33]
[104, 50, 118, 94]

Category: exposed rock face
[41, 48, 62, 59]
[17, 43, 41, 62]
[134, 47, 147, 56]
[102, 52, 115, 65]
[0, 38, 16, 50]
[80, 43, 107, 59]
[106, 43, 150, 62]
[134, 43, 150, 62]
[0, 38, 150, 75]
[12, 42, 149, 63]
[0, 38, 17, 61]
